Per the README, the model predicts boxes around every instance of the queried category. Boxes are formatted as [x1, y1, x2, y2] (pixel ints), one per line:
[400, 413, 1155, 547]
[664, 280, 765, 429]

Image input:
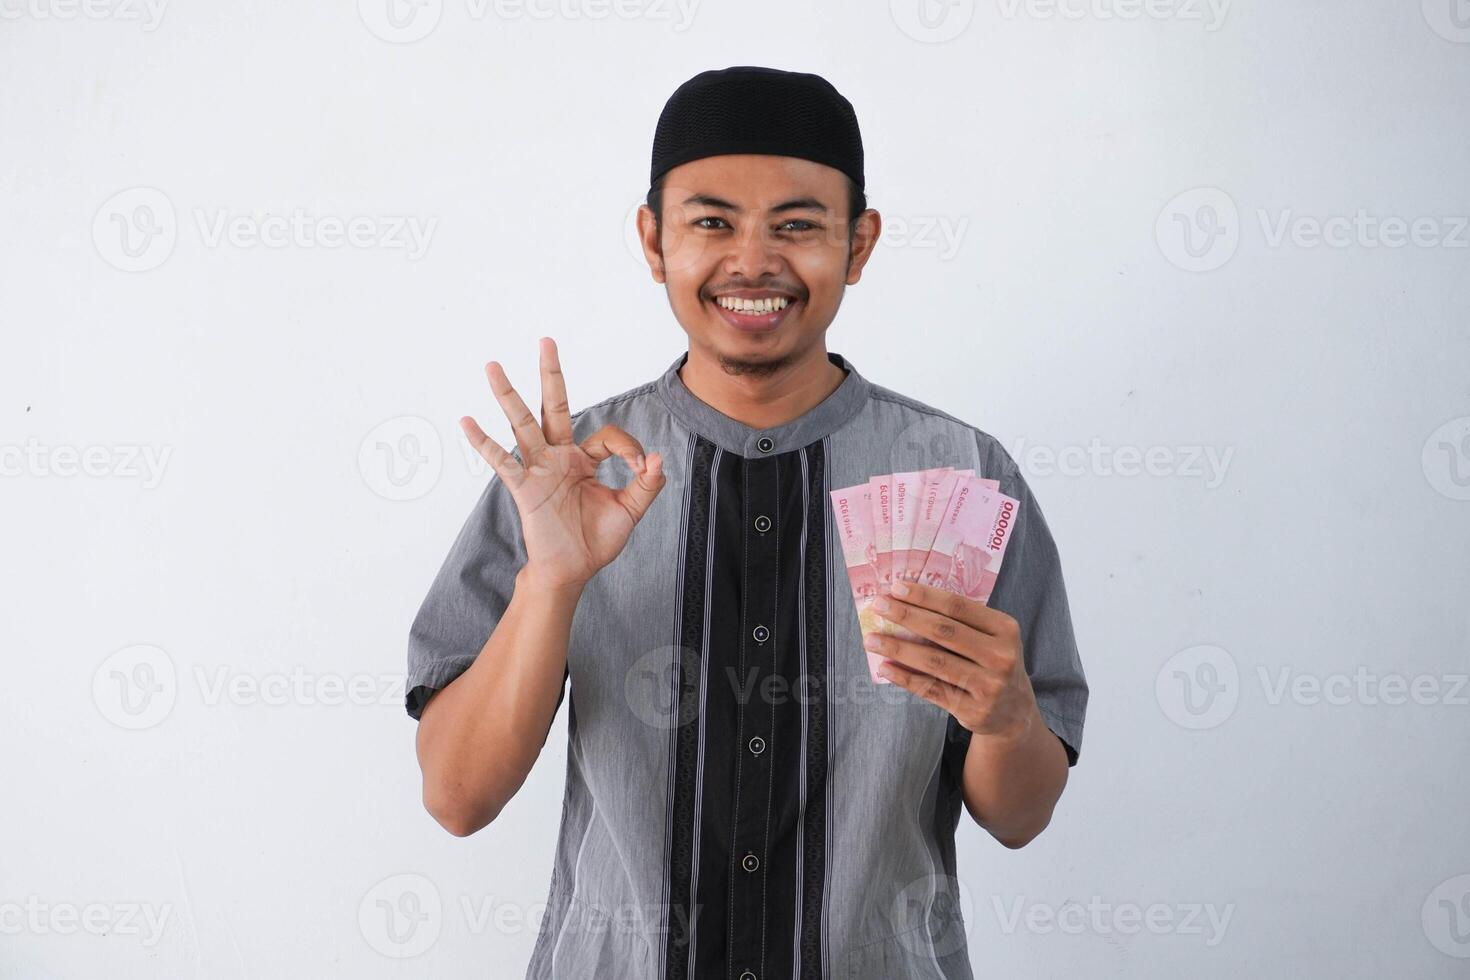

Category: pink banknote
[867, 474, 894, 595]
[916, 476, 1018, 605]
[829, 483, 887, 683]
[902, 468, 973, 586]
[831, 467, 1020, 686]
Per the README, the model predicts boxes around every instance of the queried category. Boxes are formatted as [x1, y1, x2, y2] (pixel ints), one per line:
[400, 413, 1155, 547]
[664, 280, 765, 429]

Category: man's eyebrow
[679, 194, 831, 214]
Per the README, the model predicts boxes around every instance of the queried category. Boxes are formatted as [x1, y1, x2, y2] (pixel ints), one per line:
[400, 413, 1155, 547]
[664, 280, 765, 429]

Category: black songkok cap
[650, 66, 864, 191]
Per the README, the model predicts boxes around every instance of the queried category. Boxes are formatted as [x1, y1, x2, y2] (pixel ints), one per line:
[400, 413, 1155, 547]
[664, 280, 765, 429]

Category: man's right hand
[459, 336, 666, 591]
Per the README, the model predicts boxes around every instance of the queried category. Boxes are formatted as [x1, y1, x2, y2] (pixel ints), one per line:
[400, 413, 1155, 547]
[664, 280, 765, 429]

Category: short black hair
[645, 172, 867, 243]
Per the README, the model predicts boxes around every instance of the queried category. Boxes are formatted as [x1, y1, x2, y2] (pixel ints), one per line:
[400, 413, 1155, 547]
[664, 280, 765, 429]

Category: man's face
[636, 154, 880, 376]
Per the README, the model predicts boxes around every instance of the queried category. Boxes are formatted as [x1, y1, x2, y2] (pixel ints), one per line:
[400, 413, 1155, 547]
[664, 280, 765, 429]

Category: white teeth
[716, 296, 791, 314]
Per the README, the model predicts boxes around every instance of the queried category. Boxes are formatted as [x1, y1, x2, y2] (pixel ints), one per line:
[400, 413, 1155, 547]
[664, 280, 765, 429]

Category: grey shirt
[406, 349, 1088, 980]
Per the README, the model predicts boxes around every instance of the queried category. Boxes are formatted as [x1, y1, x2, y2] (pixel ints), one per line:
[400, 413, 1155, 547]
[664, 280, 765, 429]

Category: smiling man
[406, 66, 1088, 980]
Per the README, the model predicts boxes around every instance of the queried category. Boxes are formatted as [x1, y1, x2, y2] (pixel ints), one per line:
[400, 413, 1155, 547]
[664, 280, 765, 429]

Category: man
[406, 65, 1088, 980]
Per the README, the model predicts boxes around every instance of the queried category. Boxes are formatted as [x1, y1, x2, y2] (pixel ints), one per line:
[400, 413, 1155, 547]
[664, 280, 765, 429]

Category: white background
[3, 0, 1468, 977]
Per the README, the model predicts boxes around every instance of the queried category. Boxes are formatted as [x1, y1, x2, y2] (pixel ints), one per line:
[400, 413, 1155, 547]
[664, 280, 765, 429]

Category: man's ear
[845, 208, 882, 286]
[636, 204, 666, 284]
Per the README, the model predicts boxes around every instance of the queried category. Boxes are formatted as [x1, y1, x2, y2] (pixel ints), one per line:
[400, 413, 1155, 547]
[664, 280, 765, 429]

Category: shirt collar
[656, 349, 871, 456]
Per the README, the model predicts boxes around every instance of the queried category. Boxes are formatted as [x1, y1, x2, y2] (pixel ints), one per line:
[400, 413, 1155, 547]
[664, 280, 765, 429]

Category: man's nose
[722, 224, 782, 279]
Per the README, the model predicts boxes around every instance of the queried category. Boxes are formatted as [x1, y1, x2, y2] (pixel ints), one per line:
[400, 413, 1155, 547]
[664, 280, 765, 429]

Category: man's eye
[694, 216, 730, 230]
[778, 220, 819, 233]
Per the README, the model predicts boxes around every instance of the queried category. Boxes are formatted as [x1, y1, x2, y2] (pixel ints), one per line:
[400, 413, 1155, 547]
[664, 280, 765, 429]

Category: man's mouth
[709, 291, 799, 332]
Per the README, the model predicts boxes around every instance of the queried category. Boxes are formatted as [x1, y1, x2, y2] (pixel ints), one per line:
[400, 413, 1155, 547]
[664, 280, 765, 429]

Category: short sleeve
[404, 456, 568, 722]
[985, 444, 1089, 767]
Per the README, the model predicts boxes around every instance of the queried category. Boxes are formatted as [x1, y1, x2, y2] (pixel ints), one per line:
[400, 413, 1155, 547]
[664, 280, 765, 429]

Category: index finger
[485, 360, 548, 460]
[888, 580, 1012, 636]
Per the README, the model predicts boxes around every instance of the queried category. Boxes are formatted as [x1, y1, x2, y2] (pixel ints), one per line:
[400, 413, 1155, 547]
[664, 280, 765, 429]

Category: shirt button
[752, 624, 770, 644]
[748, 735, 765, 755]
[753, 514, 771, 533]
[738, 972, 757, 980]
[756, 436, 774, 453]
[741, 853, 760, 872]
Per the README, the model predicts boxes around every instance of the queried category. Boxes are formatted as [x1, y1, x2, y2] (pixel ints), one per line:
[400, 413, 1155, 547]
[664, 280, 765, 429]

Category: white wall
[3, 1, 1467, 976]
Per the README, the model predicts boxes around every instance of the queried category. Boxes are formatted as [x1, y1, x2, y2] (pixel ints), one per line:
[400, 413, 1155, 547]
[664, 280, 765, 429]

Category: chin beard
[716, 350, 797, 379]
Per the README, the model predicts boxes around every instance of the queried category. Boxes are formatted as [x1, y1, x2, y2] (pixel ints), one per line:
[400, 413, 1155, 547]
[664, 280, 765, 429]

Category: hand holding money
[860, 579, 1037, 740]
[830, 467, 1018, 685]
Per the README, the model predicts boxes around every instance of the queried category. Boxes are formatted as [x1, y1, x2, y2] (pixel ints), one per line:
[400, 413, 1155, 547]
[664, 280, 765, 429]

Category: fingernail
[635, 453, 645, 469]
[873, 596, 891, 614]
[863, 634, 881, 650]
[891, 581, 910, 596]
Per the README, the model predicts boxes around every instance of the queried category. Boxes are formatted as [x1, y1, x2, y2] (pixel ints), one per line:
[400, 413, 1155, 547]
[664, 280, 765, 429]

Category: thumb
[615, 451, 666, 524]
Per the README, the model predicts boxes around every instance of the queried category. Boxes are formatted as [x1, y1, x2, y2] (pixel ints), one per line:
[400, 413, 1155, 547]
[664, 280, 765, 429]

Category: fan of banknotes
[829, 468, 1019, 684]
